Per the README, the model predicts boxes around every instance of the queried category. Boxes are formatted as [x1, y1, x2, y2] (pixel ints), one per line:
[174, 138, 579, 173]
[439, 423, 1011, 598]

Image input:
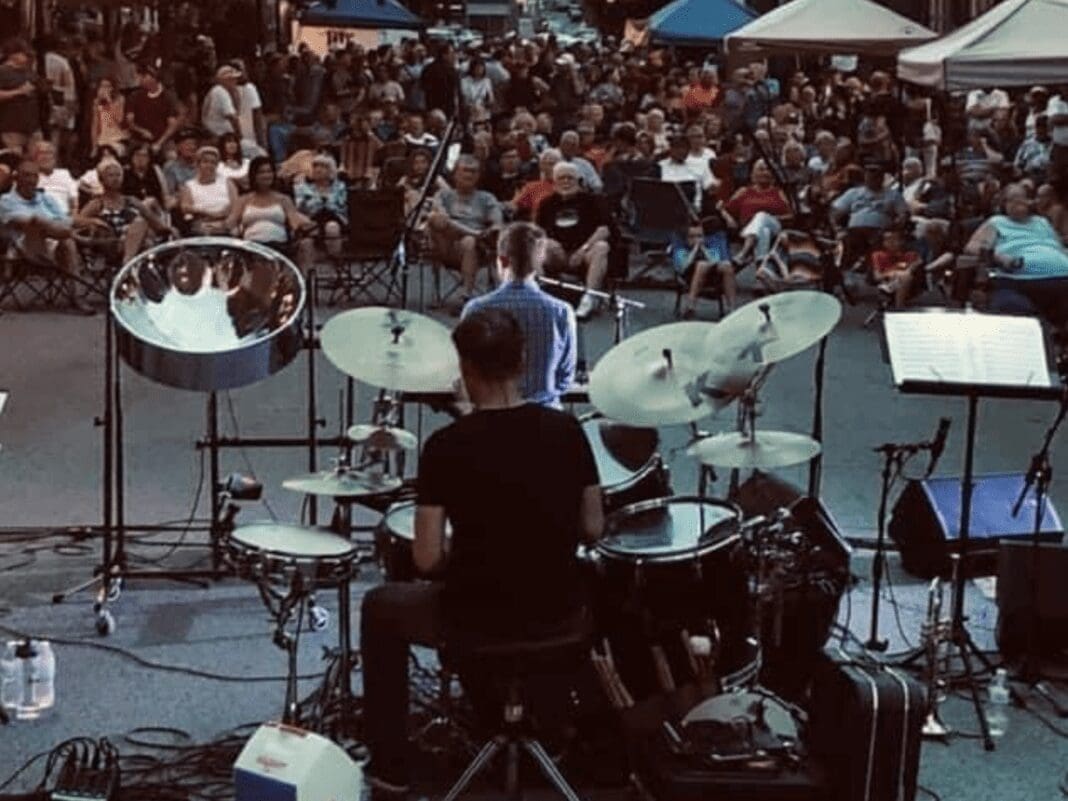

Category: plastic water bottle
[986, 668, 1010, 738]
[27, 641, 55, 717]
[0, 642, 22, 716]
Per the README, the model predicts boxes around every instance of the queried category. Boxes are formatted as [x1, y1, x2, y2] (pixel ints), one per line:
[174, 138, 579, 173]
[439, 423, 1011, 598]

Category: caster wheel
[96, 609, 116, 636]
[106, 577, 123, 602]
[308, 605, 330, 632]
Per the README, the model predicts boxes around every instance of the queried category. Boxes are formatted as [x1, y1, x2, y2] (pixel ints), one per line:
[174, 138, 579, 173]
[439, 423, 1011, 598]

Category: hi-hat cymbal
[321, 307, 459, 392]
[589, 322, 719, 426]
[347, 424, 418, 451]
[687, 431, 821, 469]
[282, 469, 403, 498]
[710, 291, 842, 366]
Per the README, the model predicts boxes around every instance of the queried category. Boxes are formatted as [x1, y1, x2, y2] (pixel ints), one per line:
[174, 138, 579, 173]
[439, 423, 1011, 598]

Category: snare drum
[225, 522, 359, 585]
[375, 501, 452, 582]
[589, 497, 755, 701]
[581, 412, 671, 514]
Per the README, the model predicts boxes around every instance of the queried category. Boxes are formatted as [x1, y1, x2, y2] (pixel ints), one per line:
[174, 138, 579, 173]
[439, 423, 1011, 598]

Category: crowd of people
[2, 14, 1068, 324]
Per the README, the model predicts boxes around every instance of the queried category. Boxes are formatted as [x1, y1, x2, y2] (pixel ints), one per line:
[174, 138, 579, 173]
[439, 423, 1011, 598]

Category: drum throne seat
[439, 610, 593, 801]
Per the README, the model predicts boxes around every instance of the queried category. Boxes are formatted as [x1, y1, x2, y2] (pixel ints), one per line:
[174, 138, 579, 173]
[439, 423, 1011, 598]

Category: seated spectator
[511, 148, 561, 222]
[125, 63, 182, 155]
[226, 156, 315, 270]
[178, 146, 237, 235]
[368, 63, 405, 108]
[953, 126, 1004, 189]
[76, 145, 120, 204]
[294, 153, 347, 257]
[123, 141, 169, 212]
[401, 112, 438, 150]
[721, 158, 793, 266]
[164, 128, 201, 202]
[964, 182, 1068, 322]
[1014, 115, 1052, 184]
[780, 140, 811, 199]
[807, 130, 837, 177]
[683, 68, 720, 115]
[373, 98, 403, 143]
[428, 154, 503, 314]
[398, 147, 448, 219]
[74, 159, 174, 265]
[831, 160, 909, 268]
[675, 222, 736, 319]
[536, 161, 610, 321]
[461, 57, 494, 112]
[339, 112, 382, 187]
[686, 125, 716, 172]
[658, 134, 717, 213]
[0, 159, 92, 313]
[559, 130, 603, 194]
[755, 229, 825, 291]
[870, 227, 923, 309]
[33, 141, 77, 217]
[577, 122, 608, 174]
[218, 132, 250, 187]
[1036, 182, 1068, 242]
[484, 144, 527, 204]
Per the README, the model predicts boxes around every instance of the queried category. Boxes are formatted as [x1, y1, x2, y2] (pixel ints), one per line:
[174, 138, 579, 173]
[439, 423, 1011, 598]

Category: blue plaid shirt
[463, 280, 577, 407]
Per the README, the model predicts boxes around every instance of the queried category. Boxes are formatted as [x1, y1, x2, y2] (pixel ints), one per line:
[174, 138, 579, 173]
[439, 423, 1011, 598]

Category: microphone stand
[536, 274, 644, 344]
[1008, 389, 1068, 716]
[866, 439, 927, 651]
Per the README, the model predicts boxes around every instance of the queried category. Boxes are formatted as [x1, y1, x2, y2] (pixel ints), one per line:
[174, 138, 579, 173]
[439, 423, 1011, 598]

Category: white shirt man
[235, 77, 264, 155]
[1046, 93, 1068, 148]
[37, 165, 78, 217]
[201, 66, 241, 138]
[965, 88, 1010, 120]
[44, 49, 76, 132]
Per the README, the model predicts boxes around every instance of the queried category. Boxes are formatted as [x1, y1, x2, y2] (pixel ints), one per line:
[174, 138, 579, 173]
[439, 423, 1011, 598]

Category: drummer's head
[452, 308, 524, 402]
[496, 221, 546, 283]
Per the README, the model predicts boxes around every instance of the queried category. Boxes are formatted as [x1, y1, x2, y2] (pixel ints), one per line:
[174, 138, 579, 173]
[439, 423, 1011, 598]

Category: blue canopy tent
[299, 0, 424, 30]
[648, 0, 757, 48]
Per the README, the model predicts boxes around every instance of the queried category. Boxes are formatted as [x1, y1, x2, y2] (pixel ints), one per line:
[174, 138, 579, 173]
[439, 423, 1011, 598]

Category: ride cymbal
[687, 431, 822, 469]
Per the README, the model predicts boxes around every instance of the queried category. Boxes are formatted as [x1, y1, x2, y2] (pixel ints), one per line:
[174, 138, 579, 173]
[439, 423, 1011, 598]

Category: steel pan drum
[110, 237, 306, 391]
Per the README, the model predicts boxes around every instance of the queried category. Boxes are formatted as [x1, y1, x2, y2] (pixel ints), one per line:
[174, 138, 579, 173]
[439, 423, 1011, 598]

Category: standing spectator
[0, 38, 42, 153]
[33, 141, 78, 217]
[501, 61, 542, 113]
[42, 36, 77, 157]
[125, 64, 182, 156]
[682, 67, 719, 115]
[231, 60, 266, 157]
[421, 43, 459, 117]
[368, 63, 405, 108]
[201, 65, 242, 139]
[89, 78, 128, 157]
[1047, 85, 1068, 186]
[217, 132, 250, 186]
[965, 85, 1010, 130]
[401, 112, 438, 150]
[399, 44, 426, 112]
[328, 51, 360, 115]
[1015, 115, 1052, 184]
[461, 57, 494, 113]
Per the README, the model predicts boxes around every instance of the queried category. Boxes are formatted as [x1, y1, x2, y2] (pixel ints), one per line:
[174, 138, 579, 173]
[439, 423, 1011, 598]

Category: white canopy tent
[725, 0, 936, 58]
[897, 0, 1068, 90]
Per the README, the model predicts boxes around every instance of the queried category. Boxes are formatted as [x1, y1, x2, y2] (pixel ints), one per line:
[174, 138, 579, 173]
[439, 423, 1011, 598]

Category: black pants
[360, 582, 446, 786]
[1051, 144, 1068, 187]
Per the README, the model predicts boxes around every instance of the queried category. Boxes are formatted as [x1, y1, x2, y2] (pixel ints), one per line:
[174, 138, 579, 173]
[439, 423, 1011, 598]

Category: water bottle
[28, 641, 55, 717]
[0, 642, 21, 716]
[986, 667, 1010, 738]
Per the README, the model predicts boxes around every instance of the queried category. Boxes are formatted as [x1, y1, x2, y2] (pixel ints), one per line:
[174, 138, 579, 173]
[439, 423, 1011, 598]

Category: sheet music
[884, 312, 1050, 388]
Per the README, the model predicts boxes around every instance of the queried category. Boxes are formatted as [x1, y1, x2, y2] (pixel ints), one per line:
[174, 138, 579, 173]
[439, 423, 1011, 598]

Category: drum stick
[593, 652, 629, 710]
[651, 645, 676, 693]
[599, 640, 635, 708]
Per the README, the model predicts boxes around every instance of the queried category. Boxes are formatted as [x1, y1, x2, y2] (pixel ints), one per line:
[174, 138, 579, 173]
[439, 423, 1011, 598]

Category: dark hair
[452, 308, 524, 381]
[497, 222, 545, 280]
[248, 155, 275, 186]
[218, 132, 241, 158]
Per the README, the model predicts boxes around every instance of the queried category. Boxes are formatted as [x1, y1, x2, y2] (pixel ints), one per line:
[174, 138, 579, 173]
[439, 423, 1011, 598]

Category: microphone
[925, 417, 951, 477]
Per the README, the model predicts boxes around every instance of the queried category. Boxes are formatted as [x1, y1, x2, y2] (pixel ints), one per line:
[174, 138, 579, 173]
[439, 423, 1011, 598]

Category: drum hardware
[536, 274, 645, 343]
[921, 577, 952, 740]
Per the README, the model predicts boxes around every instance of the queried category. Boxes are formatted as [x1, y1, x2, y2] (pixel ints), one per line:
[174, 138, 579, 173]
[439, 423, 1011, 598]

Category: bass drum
[580, 412, 671, 514]
[586, 497, 756, 702]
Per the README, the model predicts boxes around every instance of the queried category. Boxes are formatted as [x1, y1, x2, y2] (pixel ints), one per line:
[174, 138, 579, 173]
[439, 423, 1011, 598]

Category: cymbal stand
[535, 275, 645, 344]
[727, 367, 772, 496]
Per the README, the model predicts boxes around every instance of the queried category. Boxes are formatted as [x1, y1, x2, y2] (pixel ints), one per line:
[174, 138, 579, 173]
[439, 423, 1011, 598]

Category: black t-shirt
[536, 191, 607, 254]
[0, 64, 39, 136]
[417, 404, 599, 635]
[126, 88, 179, 142]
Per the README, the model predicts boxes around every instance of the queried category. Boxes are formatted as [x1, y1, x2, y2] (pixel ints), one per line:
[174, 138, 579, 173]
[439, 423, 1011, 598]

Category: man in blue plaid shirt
[462, 222, 577, 408]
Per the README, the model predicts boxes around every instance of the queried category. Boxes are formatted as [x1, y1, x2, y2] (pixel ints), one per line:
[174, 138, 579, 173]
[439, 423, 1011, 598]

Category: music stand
[883, 310, 1064, 751]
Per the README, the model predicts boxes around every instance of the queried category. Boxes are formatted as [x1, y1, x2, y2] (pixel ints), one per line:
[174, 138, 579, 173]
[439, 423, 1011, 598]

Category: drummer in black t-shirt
[536, 161, 611, 321]
[360, 308, 604, 796]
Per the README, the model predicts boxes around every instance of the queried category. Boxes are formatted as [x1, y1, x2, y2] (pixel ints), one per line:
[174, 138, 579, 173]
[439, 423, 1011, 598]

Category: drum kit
[108, 233, 844, 739]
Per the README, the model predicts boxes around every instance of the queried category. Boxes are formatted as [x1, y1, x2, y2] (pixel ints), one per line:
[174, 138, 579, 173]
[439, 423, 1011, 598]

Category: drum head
[231, 523, 357, 559]
[382, 502, 452, 542]
[582, 416, 658, 488]
[601, 498, 738, 559]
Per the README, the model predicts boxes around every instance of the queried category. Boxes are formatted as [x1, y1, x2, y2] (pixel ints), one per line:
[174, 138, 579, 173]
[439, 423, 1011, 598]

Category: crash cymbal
[709, 291, 842, 366]
[589, 322, 719, 426]
[347, 424, 418, 451]
[321, 307, 459, 392]
[282, 469, 403, 498]
[687, 431, 821, 470]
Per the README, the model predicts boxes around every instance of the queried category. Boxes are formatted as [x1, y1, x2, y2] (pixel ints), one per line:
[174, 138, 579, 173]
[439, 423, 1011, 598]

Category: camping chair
[622, 178, 697, 288]
[0, 239, 83, 312]
[319, 186, 407, 307]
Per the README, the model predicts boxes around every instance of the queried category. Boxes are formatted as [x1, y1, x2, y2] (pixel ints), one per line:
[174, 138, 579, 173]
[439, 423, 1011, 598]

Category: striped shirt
[462, 280, 577, 408]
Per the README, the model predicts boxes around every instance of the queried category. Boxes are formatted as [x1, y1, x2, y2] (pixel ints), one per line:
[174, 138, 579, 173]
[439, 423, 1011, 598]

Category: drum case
[807, 649, 925, 801]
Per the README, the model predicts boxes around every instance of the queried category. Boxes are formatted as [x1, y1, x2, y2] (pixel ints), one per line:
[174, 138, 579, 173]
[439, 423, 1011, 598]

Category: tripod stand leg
[953, 630, 995, 751]
[524, 738, 584, 801]
[442, 737, 503, 801]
